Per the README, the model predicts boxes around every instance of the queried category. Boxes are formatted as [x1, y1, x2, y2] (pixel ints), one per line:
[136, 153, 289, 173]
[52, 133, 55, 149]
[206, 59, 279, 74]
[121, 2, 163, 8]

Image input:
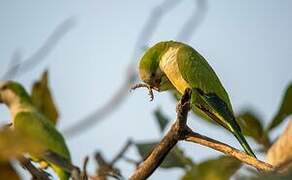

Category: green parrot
[138, 41, 256, 158]
[0, 81, 71, 179]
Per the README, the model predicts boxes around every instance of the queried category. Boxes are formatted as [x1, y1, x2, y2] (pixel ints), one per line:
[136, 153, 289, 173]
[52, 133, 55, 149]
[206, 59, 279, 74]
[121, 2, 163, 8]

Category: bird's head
[0, 81, 31, 107]
[139, 41, 173, 92]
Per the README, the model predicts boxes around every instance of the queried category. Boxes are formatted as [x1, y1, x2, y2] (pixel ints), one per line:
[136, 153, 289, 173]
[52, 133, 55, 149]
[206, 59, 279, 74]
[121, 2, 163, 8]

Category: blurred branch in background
[1, 17, 75, 80]
[176, 0, 207, 42]
[63, 0, 208, 138]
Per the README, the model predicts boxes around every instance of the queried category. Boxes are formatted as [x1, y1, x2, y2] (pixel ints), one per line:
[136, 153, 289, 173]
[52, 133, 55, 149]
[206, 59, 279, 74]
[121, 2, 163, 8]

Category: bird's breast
[159, 47, 190, 94]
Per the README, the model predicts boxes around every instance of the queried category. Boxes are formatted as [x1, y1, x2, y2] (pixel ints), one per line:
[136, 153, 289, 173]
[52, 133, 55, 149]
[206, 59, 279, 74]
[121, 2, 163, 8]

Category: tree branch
[129, 89, 274, 180]
[184, 130, 274, 171]
[110, 139, 133, 165]
[129, 89, 191, 180]
[19, 157, 51, 180]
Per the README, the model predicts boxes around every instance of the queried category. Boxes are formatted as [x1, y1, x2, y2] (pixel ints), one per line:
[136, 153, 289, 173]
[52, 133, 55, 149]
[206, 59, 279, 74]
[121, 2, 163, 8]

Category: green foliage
[267, 83, 292, 131]
[31, 71, 59, 125]
[182, 156, 241, 180]
[0, 162, 20, 180]
[154, 108, 170, 132]
[236, 111, 263, 140]
[135, 141, 193, 169]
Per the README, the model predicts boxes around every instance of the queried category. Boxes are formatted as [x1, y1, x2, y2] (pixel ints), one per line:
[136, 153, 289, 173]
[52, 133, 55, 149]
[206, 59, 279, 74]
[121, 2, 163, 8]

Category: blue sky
[0, 0, 292, 179]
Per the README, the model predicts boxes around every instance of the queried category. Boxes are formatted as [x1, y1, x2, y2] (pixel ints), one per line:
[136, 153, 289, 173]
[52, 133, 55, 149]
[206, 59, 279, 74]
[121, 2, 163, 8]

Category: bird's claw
[130, 83, 155, 101]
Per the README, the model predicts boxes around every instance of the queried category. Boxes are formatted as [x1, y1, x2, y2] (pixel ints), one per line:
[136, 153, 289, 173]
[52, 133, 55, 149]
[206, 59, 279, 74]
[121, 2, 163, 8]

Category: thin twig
[81, 156, 89, 180]
[94, 152, 122, 180]
[122, 157, 141, 168]
[110, 139, 133, 165]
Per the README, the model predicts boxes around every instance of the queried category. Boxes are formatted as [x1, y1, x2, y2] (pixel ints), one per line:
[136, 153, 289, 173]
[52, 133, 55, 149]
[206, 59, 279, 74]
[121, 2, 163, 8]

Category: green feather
[14, 112, 70, 160]
[138, 41, 256, 158]
[0, 81, 71, 179]
[175, 42, 256, 157]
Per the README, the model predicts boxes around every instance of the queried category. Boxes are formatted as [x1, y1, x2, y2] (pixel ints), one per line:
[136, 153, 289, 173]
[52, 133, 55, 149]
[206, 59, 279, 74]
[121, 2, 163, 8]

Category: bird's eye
[151, 73, 155, 77]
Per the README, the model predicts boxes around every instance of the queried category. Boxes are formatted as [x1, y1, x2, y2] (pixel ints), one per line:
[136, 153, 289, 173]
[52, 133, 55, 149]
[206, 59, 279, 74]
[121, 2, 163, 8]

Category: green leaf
[135, 141, 193, 169]
[236, 111, 270, 148]
[236, 111, 271, 149]
[0, 162, 20, 180]
[31, 71, 59, 125]
[154, 108, 170, 132]
[267, 82, 292, 131]
[182, 156, 241, 180]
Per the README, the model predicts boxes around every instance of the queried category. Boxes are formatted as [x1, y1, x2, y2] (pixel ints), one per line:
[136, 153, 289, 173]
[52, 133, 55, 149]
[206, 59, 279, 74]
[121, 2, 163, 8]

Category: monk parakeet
[0, 81, 71, 179]
[138, 41, 256, 157]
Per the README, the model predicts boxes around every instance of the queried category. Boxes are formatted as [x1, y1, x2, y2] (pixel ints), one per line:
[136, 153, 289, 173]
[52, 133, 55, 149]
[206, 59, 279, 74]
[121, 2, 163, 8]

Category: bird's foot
[130, 83, 155, 101]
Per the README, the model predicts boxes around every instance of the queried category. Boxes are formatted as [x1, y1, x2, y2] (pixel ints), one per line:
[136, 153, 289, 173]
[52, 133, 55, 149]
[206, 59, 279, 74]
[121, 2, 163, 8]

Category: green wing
[176, 44, 256, 157]
[176, 44, 233, 112]
[14, 111, 70, 160]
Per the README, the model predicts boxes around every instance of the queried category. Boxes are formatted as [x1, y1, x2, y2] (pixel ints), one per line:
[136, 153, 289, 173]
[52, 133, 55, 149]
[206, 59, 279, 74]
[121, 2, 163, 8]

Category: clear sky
[0, 0, 292, 179]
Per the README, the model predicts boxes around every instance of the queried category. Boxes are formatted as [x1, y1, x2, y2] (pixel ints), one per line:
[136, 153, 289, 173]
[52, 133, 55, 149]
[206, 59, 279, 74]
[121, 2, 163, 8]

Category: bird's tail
[51, 164, 70, 180]
[193, 88, 257, 158]
[233, 130, 256, 158]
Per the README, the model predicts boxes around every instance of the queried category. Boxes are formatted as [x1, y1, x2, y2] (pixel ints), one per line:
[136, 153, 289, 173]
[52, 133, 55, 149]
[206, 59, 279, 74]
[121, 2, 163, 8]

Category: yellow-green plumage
[139, 41, 256, 158]
[0, 81, 71, 180]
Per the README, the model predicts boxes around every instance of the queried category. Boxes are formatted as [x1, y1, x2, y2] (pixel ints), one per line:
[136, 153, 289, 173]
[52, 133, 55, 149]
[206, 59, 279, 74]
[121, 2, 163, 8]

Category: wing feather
[176, 45, 233, 112]
[14, 112, 70, 160]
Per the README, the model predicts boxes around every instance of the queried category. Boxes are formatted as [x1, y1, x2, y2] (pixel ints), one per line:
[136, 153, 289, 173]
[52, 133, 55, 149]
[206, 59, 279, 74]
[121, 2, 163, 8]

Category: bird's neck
[159, 47, 191, 94]
[9, 101, 34, 120]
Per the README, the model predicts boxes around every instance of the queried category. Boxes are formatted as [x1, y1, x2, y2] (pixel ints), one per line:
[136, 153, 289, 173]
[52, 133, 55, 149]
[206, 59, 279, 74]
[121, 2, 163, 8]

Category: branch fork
[130, 88, 274, 180]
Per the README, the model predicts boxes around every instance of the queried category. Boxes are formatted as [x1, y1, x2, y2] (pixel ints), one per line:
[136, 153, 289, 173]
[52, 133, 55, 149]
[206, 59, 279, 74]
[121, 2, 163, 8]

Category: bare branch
[19, 157, 51, 180]
[1, 17, 75, 80]
[81, 156, 89, 180]
[110, 139, 133, 165]
[129, 89, 191, 180]
[93, 152, 121, 180]
[129, 89, 274, 179]
[184, 130, 274, 172]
